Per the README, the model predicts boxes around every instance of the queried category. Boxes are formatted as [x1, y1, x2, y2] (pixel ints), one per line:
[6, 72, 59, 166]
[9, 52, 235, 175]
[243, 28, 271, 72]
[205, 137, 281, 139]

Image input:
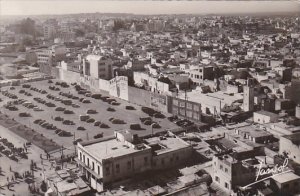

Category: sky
[0, 1, 300, 16]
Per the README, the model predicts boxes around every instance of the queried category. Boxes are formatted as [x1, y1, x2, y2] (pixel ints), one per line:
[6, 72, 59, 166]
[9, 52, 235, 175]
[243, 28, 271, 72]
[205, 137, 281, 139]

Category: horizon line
[2, 10, 300, 17]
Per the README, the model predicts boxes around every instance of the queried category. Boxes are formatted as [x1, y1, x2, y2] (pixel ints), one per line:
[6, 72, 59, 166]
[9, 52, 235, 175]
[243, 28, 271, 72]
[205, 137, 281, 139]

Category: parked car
[79, 115, 90, 121]
[19, 112, 31, 117]
[87, 109, 97, 114]
[94, 121, 101, 126]
[130, 123, 142, 130]
[77, 126, 86, 131]
[125, 105, 135, 110]
[82, 99, 91, 104]
[93, 133, 103, 139]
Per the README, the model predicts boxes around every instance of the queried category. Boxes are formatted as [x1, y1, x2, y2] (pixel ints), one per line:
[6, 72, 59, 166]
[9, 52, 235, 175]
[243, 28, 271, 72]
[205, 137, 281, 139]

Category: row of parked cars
[79, 114, 110, 128]
[47, 94, 80, 108]
[59, 92, 80, 100]
[0, 137, 28, 161]
[34, 119, 57, 130]
[140, 117, 161, 128]
[55, 81, 70, 88]
[53, 116, 75, 125]
[19, 89, 32, 96]
[2, 90, 18, 99]
[33, 97, 56, 107]
[4, 99, 43, 112]
[74, 84, 119, 105]
[141, 107, 165, 118]
[29, 86, 47, 95]
[49, 85, 60, 91]
[55, 106, 74, 114]
[167, 116, 194, 127]
[34, 118, 72, 136]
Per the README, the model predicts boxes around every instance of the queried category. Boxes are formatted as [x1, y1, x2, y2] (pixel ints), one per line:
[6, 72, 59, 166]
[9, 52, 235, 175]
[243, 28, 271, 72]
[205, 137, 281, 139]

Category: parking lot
[0, 79, 179, 149]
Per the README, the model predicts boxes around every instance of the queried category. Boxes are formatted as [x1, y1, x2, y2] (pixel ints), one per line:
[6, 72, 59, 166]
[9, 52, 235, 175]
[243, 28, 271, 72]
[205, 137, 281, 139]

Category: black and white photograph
[0, 1, 300, 195]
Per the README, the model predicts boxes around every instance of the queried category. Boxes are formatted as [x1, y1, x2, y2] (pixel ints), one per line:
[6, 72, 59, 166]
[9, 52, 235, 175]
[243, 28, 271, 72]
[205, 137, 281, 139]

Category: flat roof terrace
[145, 136, 190, 155]
[83, 139, 150, 161]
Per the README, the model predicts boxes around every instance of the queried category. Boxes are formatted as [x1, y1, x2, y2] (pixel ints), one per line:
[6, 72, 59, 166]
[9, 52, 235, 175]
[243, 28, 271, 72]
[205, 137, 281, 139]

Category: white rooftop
[84, 139, 150, 160]
[145, 136, 190, 155]
[178, 90, 243, 108]
[272, 172, 300, 184]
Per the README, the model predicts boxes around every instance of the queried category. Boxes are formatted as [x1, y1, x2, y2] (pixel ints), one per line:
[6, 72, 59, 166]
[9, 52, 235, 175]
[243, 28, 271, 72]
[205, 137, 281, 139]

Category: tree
[75, 29, 85, 37]
[20, 18, 36, 36]
[40, 180, 47, 192]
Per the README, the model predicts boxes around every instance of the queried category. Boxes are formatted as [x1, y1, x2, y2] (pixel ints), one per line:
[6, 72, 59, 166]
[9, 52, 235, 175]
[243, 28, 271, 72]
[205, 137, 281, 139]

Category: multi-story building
[36, 48, 52, 66]
[253, 110, 279, 124]
[212, 154, 256, 194]
[76, 130, 193, 192]
[270, 172, 300, 195]
[279, 133, 300, 164]
[43, 18, 58, 39]
[44, 25, 56, 39]
[82, 55, 113, 80]
[188, 65, 214, 85]
[172, 97, 202, 122]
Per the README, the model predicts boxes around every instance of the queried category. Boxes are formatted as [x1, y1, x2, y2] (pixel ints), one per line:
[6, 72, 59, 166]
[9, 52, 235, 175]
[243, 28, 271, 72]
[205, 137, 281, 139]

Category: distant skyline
[1, 1, 300, 16]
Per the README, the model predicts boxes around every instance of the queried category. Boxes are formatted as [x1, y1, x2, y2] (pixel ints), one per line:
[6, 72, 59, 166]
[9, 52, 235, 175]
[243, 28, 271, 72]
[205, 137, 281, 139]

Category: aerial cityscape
[0, 1, 300, 196]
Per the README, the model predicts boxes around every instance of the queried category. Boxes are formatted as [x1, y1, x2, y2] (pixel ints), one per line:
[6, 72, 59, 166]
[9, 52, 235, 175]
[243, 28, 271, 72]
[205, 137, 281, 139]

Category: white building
[279, 133, 300, 164]
[83, 55, 113, 80]
[253, 111, 279, 124]
[76, 130, 192, 192]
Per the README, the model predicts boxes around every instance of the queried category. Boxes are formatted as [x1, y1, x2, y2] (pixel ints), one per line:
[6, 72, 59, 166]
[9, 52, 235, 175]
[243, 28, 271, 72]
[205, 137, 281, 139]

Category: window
[215, 176, 219, 182]
[87, 158, 90, 167]
[127, 161, 132, 169]
[294, 182, 298, 186]
[92, 162, 95, 170]
[98, 166, 100, 175]
[116, 164, 120, 173]
[225, 182, 229, 189]
[173, 99, 178, 105]
[153, 160, 156, 167]
[232, 170, 236, 176]
[144, 157, 148, 165]
[79, 152, 82, 161]
[220, 165, 223, 170]
[83, 155, 85, 163]
[106, 167, 110, 175]
[225, 168, 228, 173]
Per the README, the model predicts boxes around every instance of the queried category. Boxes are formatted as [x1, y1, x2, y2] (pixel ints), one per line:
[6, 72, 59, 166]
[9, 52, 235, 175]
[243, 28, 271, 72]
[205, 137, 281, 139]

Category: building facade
[76, 131, 193, 192]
